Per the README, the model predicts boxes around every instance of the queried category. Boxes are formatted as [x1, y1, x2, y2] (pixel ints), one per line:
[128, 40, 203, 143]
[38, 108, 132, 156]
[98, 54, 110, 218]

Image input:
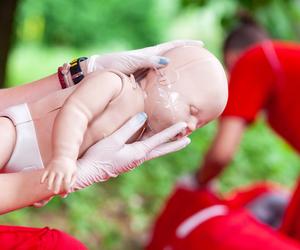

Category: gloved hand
[87, 40, 204, 76]
[73, 112, 191, 190]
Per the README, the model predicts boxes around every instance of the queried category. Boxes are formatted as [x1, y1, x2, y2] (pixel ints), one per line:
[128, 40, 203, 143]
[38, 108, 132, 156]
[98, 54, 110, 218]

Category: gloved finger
[54, 173, 64, 194]
[70, 174, 77, 189]
[41, 170, 49, 183]
[47, 172, 56, 191]
[140, 122, 187, 152]
[110, 112, 147, 145]
[146, 136, 191, 160]
[133, 56, 170, 82]
[87, 55, 100, 73]
[146, 40, 204, 56]
[122, 54, 169, 74]
[64, 174, 72, 191]
[138, 55, 170, 69]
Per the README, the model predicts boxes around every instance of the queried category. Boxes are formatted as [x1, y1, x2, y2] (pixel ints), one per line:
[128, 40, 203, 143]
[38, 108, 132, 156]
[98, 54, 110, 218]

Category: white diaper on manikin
[0, 103, 44, 173]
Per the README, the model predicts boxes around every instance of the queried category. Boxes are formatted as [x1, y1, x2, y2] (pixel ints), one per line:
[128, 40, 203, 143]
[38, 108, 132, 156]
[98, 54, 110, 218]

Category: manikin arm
[42, 71, 122, 193]
[197, 117, 246, 186]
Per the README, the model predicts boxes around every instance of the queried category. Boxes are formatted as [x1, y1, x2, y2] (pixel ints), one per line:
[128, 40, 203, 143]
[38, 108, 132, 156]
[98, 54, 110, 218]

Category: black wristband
[69, 57, 88, 85]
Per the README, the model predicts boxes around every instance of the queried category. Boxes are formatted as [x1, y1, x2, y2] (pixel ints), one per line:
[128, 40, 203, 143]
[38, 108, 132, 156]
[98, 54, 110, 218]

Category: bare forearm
[0, 59, 90, 112]
[197, 117, 246, 186]
[197, 154, 229, 185]
[0, 170, 56, 215]
[0, 74, 61, 111]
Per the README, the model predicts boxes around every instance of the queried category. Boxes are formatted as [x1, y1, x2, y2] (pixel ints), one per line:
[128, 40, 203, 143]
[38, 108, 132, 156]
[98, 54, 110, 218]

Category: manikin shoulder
[71, 69, 144, 115]
[81, 70, 124, 100]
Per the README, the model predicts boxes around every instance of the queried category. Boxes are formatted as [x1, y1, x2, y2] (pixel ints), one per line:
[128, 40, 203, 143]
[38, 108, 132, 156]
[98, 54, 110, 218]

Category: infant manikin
[0, 45, 227, 194]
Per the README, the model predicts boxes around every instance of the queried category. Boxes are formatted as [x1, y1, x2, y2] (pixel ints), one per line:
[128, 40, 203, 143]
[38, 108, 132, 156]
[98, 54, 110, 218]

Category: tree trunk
[0, 0, 19, 88]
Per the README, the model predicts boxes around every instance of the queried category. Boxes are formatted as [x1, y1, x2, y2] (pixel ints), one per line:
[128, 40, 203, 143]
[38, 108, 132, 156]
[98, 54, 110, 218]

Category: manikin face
[142, 45, 228, 136]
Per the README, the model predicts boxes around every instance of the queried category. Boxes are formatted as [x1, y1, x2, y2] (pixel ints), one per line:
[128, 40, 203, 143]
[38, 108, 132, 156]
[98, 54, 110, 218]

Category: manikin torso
[11, 45, 227, 167]
[27, 70, 144, 165]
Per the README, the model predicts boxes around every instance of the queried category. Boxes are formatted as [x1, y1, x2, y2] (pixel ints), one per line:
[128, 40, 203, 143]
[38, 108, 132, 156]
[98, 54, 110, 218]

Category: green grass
[1, 45, 300, 249]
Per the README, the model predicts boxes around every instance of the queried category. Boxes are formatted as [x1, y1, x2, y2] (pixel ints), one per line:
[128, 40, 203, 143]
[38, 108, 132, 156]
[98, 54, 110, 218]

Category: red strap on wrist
[57, 67, 67, 89]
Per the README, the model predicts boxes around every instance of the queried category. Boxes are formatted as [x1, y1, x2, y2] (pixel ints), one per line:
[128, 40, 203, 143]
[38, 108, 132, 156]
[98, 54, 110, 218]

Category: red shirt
[0, 225, 87, 250]
[146, 185, 300, 250]
[222, 41, 300, 153]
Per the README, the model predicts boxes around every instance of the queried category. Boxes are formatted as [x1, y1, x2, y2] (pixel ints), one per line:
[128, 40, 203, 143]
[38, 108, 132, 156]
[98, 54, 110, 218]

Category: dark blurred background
[1, 0, 300, 249]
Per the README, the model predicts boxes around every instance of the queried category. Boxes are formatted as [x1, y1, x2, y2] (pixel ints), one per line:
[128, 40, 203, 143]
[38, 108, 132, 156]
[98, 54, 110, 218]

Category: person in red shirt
[145, 16, 300, 250]
[197, 19, 300, 185]
[196, 15, 300, 242]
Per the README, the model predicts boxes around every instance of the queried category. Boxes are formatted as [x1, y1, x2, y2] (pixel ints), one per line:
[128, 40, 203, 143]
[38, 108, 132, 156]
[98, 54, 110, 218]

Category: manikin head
[141, 45, 228, 136]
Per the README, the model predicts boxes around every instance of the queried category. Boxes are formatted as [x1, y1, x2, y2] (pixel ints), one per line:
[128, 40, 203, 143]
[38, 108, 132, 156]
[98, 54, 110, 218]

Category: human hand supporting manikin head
[85, 40, 204, 77]
[0, 113, 191, 214]
[0, 40, 204, 113]
[74, 113, 191, 190]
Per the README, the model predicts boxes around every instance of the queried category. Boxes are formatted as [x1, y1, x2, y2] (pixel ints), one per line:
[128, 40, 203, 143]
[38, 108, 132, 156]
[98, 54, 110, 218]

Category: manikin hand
[87, 40, 204, 78]
[73, 112, 191, 191]
[41, 157, 77, 194]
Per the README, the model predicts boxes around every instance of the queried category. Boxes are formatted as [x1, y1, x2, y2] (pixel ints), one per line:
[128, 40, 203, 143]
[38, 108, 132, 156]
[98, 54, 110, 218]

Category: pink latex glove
[87, 40, 204, 76]
[73, 112, 191, 190]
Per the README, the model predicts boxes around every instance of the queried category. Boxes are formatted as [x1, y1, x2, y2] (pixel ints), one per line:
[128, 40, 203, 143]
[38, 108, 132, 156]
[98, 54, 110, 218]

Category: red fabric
[222, 41, 300, 153]
[0, 225, 87, 250]
[57, 67, 67, 89]
[146, 184, 300, 250]
[281, 180, 300, 240]
[146, 187, 222, 250]
[170, 209, 300, 250]
[225, 182, 278, 209]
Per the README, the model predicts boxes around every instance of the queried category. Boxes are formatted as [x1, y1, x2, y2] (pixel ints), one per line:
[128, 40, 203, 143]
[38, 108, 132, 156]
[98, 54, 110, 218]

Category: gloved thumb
[141, 56, 170, 69]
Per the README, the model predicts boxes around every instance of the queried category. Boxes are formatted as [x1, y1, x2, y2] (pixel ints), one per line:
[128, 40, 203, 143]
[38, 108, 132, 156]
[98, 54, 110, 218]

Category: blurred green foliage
[15, 0, 177, 49]
[182, 0, 300, 40]
[2, 0, 300, 249]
